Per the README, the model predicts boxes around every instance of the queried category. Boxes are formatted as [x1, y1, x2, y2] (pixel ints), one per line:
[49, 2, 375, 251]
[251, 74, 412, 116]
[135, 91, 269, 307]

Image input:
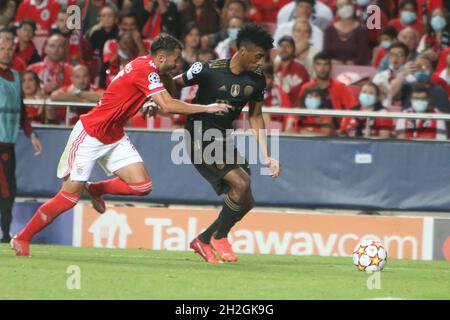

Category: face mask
[356, 0, 371, 6]
[401, 11, 416, 24]
[431, 16, 447, 32]
[305, 97, 322, 109]
[389, 64, 403, 72]
[118, 49, 130, 61]
[411, 99, 428, 112]
[414, 70, 430, 82]
[338, 5, 354, 19]
[359, 93, 376, 107]
[380, 40, 392, 49]
[228, 28, 240, 40]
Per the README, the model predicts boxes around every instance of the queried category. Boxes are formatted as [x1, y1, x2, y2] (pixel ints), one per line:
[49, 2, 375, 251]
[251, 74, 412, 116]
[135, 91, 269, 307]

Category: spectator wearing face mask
[202, 0, 248, 49]
[295, 85, 335, 136]
[417, 7, 450, 61]
[215, 17, 244, 59]
[340, 82, 394, 138]
[388, 0, 426, 38]
[395, 83, 447, 140]
[300, 51, 358, 110]
[373, 43, 414, 108]
[372, 26, 398, 69]
[323, 0, 370, 66]
[389, 54, 450, 113]
[378, 27, 420, 71]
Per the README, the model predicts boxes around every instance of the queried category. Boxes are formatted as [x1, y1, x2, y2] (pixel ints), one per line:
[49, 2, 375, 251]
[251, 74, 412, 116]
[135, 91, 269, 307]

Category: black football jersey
[182, 59, 266, 131]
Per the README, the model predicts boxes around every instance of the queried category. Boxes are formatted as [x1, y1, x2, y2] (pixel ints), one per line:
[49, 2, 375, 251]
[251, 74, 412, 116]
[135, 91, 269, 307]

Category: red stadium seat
[331, 65, 377, 81]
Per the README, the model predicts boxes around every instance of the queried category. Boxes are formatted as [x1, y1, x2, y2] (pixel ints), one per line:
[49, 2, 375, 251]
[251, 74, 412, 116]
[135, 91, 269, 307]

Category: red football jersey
[395, 107, 447, 140]
[15, 0, 61, 35]
[80, 56, 166, 144]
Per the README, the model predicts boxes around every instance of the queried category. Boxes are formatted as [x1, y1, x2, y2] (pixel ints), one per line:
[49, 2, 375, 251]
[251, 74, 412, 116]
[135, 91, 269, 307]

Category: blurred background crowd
[4, 0, 450, 139]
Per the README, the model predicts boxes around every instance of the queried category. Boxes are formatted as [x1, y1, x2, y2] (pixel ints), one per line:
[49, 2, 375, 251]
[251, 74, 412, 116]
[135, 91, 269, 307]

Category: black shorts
[0, 145, 16, 209]
[185, 121, 251, 195]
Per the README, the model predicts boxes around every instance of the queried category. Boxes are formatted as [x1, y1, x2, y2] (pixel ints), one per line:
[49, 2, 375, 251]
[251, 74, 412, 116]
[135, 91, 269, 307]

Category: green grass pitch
[0, 244, 449, 300]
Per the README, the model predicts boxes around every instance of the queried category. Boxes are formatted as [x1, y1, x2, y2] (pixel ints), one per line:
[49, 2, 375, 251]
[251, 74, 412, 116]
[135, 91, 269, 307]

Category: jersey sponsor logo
[41, 9, 50, 21]
[244, 85, 254, 96]
[148, 72, 160, 84]
[231, 84, 240, 97]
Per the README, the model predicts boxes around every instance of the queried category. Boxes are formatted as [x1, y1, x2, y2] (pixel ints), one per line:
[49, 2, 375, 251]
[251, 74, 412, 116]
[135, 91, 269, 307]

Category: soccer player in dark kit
[174, 23, 281, 263]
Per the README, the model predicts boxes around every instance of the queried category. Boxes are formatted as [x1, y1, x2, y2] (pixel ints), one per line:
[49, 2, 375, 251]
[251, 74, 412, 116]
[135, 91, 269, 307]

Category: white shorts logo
[148, 72, 160, 84]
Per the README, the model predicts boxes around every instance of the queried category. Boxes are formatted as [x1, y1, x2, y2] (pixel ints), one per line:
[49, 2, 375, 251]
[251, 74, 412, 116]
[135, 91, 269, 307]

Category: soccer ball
[352, 240, 387, 272]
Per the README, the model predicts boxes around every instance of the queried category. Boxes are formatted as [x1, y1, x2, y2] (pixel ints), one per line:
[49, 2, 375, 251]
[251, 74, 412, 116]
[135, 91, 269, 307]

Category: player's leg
[0, 145, 16, 242]
[11, 121, 94, 256]
[84, 135, 152, 210]
[0, 201, 13, 243]
[87, 162, 152, 197]
[11, 178, 84, 256]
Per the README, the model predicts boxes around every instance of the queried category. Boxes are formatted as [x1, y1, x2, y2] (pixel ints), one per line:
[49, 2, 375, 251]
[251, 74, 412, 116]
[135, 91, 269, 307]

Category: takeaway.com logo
[144, 217, 420, 260]
[79, 206, 426, 260]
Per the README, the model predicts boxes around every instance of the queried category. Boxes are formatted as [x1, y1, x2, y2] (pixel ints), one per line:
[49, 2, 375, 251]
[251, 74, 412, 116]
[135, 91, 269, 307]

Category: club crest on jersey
[41, 9, 50, 21]
[148, 72, 160, 84]
[231, 84, 240, 97]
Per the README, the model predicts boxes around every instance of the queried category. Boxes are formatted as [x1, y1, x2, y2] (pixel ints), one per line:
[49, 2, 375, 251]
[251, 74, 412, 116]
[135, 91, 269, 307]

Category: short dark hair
[197, 47, 217, 60]
[295, 0, 315, 6]
[300, 85, 325, 108]
[151, 33, 183, 55]
[118, 11, 138, 25]
[389, 43, 410, 57]
[236, 23, 274, 51]
[399, 0, 418, 11]
[277, 35, 295, 50]
[19, 19, 37, 32]
[313, 51, 332, 63]
[411, 82, 429, 97]
[380, 26, 397, 39]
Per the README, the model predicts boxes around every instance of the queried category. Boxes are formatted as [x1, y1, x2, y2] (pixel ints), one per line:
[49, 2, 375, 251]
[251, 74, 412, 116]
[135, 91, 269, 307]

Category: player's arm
[151, 89, 230, 115]
[173, 74, 186, 90]
[173, 61, 205, 90]
[248, 100, 281, 178]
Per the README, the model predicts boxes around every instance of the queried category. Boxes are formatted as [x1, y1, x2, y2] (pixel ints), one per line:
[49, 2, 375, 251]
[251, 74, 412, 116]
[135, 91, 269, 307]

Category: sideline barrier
[16, 129, 450, 211]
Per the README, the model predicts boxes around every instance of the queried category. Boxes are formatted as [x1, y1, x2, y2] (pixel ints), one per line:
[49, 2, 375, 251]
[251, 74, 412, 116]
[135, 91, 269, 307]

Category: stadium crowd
[3, 0, 450, 140]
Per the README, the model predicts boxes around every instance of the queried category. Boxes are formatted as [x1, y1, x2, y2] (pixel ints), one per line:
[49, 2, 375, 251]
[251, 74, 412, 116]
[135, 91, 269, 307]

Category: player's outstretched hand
[206, 103, 232, 114]
[264, 157, 281, 179]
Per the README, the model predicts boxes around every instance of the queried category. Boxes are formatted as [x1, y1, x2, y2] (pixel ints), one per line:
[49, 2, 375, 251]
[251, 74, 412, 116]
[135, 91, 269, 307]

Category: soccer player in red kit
[10, 34, 230, 256]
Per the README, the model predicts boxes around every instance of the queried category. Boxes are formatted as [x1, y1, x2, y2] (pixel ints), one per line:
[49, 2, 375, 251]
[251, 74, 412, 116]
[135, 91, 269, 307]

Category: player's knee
[128, 179, 153, 196]
[232, 177, 251, 195]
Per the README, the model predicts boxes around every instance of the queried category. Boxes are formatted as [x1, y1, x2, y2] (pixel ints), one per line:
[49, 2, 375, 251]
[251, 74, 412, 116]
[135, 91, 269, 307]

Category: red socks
[88, 177, 152, 196]
[17, 190, 80, 242]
